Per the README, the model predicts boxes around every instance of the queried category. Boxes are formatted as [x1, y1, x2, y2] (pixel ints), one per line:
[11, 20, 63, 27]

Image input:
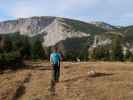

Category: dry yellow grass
[0, 62, 133, 100]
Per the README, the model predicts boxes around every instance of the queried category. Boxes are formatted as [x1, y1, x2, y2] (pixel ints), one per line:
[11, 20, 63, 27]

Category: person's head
[52, 46, 58, 52]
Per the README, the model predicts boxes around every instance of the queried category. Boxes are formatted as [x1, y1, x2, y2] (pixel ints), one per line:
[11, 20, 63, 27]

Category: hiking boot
[55, 79, 59, 83]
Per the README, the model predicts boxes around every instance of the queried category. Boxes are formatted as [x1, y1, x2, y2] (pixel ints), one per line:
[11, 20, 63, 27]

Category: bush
[31, 39, 46, 59]
[0, 51, 24, 70]
[91, 46, 110, 61]
[65, 52, 77, 61]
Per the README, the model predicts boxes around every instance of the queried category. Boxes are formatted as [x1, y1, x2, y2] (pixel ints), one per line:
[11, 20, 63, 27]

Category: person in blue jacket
[50, 46, 61, 83]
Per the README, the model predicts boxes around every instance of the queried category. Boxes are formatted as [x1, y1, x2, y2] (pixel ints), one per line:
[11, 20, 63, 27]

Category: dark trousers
[52, 64, 60, 82]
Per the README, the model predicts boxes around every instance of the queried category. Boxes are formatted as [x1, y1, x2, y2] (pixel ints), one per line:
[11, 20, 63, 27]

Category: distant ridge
[0, 16, 133, 54]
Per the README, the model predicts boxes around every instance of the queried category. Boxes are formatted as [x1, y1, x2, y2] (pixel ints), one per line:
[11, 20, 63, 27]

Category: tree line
[0, 32, 133, 70]
[0, 32, 47, 69]
[89, 36, 133, 61]
[64, 36, 133, 61]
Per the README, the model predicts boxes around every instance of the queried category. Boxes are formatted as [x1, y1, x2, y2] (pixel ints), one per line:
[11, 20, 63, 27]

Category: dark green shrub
[0, 51, 24, 70]
[90, 46, 110, 61]
[31, 39, 46, 59]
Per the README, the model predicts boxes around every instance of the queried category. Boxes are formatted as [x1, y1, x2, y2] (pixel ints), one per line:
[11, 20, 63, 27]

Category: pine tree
[123, 49, 132, 61]
[79, 50, 89, 61]
[2, 36, 13, 52]
[111, 36, 123, 61]
[90, 45, 110, 61]
[31, 39, 46, 59]
[20, 36, 31, 59]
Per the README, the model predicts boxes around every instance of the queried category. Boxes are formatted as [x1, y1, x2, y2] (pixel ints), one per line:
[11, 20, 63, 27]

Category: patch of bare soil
[0, 62, 133, 100]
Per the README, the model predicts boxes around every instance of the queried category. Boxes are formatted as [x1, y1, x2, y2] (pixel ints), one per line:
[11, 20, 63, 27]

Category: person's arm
[57, 53, 61, 66]
[59, 53, 62, 61]
[50, 54, 53, 64]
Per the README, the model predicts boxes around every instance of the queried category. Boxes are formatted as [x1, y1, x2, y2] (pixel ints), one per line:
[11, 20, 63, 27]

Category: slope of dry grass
[0, 62, 133, 100]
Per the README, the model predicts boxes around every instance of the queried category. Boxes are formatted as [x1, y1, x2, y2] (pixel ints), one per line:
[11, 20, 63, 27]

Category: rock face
[0, 17, 55, 36]
[0, 17, 93, 47]
[42, 18, 90, 46]
[90, 21, 117, 30]
[0, 16, 133, 55]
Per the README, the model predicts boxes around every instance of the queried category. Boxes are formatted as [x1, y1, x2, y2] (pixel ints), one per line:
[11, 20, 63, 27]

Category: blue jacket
[50, 52, 61, 65]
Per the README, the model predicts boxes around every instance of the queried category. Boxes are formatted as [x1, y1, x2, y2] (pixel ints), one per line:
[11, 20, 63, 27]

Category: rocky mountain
[90, 21, 117, 30]
[0, 16, 105, 48]
[0, 16, 133, 56]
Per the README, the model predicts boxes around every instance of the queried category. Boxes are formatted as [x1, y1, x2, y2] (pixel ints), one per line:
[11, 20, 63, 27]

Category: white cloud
[8, 0, 101, 18]
[59, 0, 100, 9]
[0, 0, 133, 25]
[9, 0, 44, 18]
[121, 13, 133, 19]
[11, 6, 37, 18]
[116, 13, 133, 26]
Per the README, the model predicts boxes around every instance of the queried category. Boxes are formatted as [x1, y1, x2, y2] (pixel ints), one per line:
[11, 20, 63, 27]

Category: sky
[0, 0, 133, 26]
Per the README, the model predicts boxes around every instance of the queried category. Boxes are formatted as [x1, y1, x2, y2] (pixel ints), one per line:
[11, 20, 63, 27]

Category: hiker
[50, 47, 62, 83]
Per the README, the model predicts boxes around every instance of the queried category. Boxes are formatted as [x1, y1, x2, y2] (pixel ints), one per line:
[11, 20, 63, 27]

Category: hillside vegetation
[0, 16, 133, 68]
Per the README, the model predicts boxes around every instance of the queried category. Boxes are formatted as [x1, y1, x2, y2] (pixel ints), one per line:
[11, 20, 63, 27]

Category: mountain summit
[0, 16, 106, 46]
[0, 16, 133, 55]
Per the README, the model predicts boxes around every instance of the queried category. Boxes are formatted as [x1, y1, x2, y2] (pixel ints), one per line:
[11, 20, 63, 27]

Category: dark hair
[52, 46, 58, 52]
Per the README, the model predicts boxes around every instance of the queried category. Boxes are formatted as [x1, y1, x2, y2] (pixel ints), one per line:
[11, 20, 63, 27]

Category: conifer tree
[111, 36, 123, 61]
[31, 39, 46, 59]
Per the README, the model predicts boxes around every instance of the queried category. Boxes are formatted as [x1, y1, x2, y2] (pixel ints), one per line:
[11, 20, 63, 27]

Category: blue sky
[0, 0, 133, 26]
